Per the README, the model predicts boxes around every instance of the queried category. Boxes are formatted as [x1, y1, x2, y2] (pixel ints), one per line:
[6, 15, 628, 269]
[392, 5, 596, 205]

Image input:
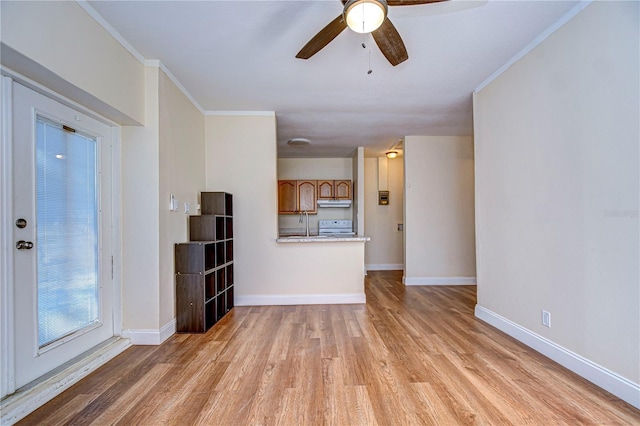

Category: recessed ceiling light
[287, 138, 311, 147]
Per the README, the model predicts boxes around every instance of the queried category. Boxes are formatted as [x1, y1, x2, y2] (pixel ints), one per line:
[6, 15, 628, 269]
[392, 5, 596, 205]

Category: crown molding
[475, 0, 593, 93]
[76, 1, 205, 115]
[76, 1, 146, 64]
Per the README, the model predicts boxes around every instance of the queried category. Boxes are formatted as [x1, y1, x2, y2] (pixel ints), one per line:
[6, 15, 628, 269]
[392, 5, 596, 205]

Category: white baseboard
[366, 263, 403, 271]
[403, 276, 477, 286]
[475, 305, 640, 410]
[121, 319, 176, 345]
[0, 337, 131, 425]
[235, 293, 366, 306]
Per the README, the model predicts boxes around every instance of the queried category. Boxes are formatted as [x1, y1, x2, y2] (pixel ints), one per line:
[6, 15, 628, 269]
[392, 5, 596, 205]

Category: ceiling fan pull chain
[367, 35, 373, 74]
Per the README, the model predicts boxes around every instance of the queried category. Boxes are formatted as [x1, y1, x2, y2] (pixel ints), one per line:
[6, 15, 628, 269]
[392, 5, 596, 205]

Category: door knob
[16, 240, 34, 250]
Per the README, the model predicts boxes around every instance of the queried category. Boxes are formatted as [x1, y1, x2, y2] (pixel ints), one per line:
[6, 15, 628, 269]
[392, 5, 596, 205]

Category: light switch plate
[170, 194, 179, 212]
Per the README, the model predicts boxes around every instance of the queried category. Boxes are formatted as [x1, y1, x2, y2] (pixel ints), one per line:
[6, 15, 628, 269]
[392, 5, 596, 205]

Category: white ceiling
[87, 0, 579, 157]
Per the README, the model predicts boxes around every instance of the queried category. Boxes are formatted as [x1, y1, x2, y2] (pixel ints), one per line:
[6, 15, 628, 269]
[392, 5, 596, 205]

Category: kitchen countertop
[277, 235, 370, 243]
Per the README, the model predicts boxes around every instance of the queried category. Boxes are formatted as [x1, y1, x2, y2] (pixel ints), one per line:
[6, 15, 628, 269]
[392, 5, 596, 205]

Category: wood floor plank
[16, 270, 640, 425]
[320, 357, 352, 425]
[86, 363, 173, 425]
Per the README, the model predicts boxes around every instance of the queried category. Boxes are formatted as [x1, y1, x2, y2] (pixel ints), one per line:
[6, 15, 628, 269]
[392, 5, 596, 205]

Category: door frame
[0, 72, 123, 398]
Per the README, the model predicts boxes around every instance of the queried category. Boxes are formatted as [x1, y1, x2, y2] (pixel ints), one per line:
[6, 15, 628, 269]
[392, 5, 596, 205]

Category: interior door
[11, 82, 114, 389]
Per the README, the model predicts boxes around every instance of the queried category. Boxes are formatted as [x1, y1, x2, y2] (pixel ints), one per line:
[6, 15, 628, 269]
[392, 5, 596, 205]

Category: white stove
[318, 220, 355, 236]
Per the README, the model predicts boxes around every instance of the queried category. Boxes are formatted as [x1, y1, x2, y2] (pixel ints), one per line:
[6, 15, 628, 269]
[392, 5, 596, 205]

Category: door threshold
[1, 336, 131, 425]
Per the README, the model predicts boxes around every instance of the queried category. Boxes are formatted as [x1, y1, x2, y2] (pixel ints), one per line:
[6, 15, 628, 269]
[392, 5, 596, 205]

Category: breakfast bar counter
[276, 235, 370, 243]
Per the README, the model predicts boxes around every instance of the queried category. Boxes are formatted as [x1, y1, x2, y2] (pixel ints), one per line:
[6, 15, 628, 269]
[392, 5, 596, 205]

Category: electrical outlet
[542, 310, 551, 327]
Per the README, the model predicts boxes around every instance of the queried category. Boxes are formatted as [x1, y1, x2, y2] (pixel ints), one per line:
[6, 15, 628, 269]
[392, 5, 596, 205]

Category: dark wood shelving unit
[175, 192, 234, 333]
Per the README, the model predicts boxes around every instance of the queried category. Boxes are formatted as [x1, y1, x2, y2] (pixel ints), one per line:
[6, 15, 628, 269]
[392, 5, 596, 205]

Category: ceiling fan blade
[296, 15, 347, 60]
[372, 18, 408, 66]
[387, 0, 448, 5]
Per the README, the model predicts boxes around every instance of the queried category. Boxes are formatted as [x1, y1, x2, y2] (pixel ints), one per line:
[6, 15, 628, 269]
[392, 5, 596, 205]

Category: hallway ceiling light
[386, 151, 398, 159]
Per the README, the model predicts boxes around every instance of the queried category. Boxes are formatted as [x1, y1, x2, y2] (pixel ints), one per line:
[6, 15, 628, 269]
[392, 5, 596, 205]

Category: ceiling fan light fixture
[344, 0, 388, 34]
[386, 151, 398, 159]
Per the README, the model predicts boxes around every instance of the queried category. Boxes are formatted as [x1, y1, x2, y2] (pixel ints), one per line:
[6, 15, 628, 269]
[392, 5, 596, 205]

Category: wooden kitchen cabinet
[317, 180, 352, 200]
[278, 180, 297, 214]
[297, 180, 317, 213]
[278, 180, 317, 214]
[335, 180, 351, 199]
[317, 180, 334, 199]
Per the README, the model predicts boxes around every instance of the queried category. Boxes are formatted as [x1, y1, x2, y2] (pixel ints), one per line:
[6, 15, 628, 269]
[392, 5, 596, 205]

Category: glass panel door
[11, 82, 114, 390]
[36, 116, 100, 349]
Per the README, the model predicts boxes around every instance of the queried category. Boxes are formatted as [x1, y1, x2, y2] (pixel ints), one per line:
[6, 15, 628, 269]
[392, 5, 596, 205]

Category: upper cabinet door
[335, 180, 352, 200]
[278, 180, 297, 214]
[297, 180, 318, 214]
[317, 180, 334, 199]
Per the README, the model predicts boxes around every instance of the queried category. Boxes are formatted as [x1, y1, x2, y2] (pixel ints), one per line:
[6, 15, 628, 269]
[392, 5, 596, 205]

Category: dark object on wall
[378, 190, 389, 205]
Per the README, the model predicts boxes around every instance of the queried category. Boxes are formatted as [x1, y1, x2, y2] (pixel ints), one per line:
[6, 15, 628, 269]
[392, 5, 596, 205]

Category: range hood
[317, 199, 352, 208]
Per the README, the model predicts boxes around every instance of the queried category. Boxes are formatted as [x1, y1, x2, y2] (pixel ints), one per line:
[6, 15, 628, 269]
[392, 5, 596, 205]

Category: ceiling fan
[296, 0, 448, 66]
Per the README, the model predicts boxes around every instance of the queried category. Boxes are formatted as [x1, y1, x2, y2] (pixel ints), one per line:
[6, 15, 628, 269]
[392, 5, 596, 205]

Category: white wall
[121, 66, 206, 338]
[121, 67, 161, 331]
[364, 157, 404, 270]
[474, 1, 639, 406]
[158, 69, 205, 329]
[0, 1, 144, 125]
[205, 115, 366, 304]
[404, 136, 476, 284]
[277, 158, 353, 232]
[278, 158, 353, 180]
[352, 147, 365, 236]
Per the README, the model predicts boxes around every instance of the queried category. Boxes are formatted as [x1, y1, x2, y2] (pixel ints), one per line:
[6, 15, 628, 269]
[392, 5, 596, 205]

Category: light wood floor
[19, 271, 640, 425]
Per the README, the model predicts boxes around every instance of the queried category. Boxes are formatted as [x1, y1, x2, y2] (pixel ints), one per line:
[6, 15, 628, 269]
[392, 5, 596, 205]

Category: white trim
[475, 305, 640, 410]
[366, 263, 403, 271]
[75, 1, 146, 65]
[0, 66, 120, 128]
[205, 111, 276, 117]
[474, 0, 592, 93]
[144, 60, 205, 115]
[235, 293, 366, 306]
[121, 319, 176, 345]
[0, 337, 131, 426]
[1, 76, 16, 398]
[76, 3, 206, 116]
[110, 127, 123, 336]
[403, 276, 476, 286]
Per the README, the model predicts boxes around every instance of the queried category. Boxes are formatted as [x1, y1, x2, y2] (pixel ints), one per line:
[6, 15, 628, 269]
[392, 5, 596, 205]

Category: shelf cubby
[175, 192, 234, 333]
